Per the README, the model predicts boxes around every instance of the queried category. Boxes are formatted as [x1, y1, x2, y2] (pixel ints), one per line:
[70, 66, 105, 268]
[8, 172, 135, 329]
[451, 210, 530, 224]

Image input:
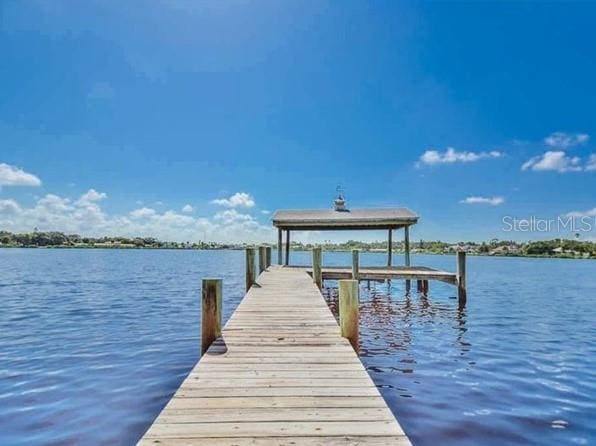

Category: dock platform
[305, 265, 458, 285]
[139, 266, 411, 445]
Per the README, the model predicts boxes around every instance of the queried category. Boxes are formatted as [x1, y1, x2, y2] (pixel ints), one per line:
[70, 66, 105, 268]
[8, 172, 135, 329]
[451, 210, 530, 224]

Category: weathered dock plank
[138, 267, 411, 446]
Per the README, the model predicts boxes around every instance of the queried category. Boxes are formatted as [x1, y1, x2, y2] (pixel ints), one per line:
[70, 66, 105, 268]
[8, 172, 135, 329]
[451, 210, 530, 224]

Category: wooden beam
[265, 246, 272, 268]
[258, 246, 267, 275]
[277, 228, 282, 265]
[201, 278, 222, 356]
[387, 229, 392, 267]
[339, 280, 359, 352]
[351, 249, 359, 281]
[457, 251, 467, 306]
[312, 247, 322, 290]
[245, 248, 255, 292]
[285, 230, 290, 266]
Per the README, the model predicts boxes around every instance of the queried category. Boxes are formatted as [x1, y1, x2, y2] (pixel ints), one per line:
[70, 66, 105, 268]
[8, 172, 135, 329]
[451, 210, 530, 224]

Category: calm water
[0, 249, 595, 445]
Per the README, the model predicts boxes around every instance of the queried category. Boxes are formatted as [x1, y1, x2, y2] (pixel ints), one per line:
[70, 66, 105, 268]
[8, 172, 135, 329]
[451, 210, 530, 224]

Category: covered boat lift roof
[272, 207, 418, 231]
[272, 195, 418, 267]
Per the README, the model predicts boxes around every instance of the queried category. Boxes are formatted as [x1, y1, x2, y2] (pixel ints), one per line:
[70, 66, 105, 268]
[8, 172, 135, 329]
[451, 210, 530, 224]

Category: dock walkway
[139, 266, 411, 445]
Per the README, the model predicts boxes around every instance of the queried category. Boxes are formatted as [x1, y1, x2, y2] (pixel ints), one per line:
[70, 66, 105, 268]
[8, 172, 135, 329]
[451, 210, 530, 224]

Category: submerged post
[201, 278, 222, 356]
[265, 246, 272, 268]
[352, 249, 359, 281]
[312, 247, 322, 289]
[245, 248, 255, 292]
[339, 279, 359, 352]
[258, 246, 267, 275]
[277, 228, 282, 265]
[457, 251, 467, 306]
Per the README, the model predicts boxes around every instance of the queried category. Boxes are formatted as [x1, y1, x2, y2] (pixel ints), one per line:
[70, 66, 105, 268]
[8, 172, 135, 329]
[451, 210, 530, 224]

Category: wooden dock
[305, 265, 458, 285]
[139, 266, 411, 446]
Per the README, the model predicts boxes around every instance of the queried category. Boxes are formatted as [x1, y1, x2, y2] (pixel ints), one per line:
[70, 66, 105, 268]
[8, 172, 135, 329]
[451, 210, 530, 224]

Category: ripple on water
[1, 250, 595, 446]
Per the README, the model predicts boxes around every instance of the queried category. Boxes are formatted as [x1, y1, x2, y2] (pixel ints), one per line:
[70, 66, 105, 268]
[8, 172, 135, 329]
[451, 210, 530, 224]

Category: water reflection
[323, 279, 470, 362]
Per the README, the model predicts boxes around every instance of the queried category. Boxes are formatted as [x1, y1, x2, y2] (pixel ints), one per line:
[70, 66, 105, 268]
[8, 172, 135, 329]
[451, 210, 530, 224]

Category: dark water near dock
[0, 249, 595, 445]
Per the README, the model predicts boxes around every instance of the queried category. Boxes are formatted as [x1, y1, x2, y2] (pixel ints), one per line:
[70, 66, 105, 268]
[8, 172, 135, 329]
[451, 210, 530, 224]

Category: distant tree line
[0, 231, 230, 250]
[1, 231, 594, 258]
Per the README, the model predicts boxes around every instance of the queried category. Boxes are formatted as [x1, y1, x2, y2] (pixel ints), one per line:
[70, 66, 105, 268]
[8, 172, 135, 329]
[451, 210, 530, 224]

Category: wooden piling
[312, 247, 322, 290]
[265, 246, 272, 268]
[417, 280, 423, 292]
[258, 246, 267, 274]
[422, 280, 429, 295]
[457, 251, 467, 306]
[201, 278, 222, 356]
[339, 279, 359, 352]
[245, 248, 255, 292]
[351, 249, 359, 281]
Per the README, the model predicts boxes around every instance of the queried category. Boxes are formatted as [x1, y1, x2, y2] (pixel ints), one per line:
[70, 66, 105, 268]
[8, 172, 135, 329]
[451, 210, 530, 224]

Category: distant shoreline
[1, 244, 593, 260]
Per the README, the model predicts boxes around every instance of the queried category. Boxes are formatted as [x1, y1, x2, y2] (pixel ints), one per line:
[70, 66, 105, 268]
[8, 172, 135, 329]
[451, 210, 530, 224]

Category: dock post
[457, 251, 467, 306]
[245, 248, 255, 292]
[277, 228, 282, 265]
[423, 280, 429, 295]
[258, 246, 267, 275]
[339, 279, 359, 352]
[417, 280, 423, 292]
[265, 246, 272, 268]
[352, 249, 359, 281]
[312, 247, 322, 290]
[201, 278, 222, 356]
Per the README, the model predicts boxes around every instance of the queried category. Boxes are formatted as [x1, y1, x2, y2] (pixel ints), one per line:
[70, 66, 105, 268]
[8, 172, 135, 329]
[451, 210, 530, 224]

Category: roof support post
[285, 230, 290, 266]
[404, 226, 411, 266]
[404, 226, 411, 291]
[277, 228, 282, 265]
[387, 229, 392, 266]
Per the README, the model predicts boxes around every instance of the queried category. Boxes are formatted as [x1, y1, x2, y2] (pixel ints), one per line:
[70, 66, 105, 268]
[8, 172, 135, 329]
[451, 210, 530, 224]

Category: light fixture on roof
[334, 185, 348, 212]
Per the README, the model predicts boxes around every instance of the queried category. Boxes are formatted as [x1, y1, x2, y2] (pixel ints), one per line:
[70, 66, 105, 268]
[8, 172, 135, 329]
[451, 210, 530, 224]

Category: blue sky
[1, 1, 596, 243]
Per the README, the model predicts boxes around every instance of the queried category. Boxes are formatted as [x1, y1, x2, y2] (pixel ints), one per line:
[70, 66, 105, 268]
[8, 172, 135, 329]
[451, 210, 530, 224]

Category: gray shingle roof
[272, 208, 418, 230]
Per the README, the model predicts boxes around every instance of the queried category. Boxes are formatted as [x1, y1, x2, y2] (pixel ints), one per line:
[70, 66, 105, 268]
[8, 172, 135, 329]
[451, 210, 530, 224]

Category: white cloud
[0, 163, 42, 187]
[566, 208, 596, 218]
[586, 154, 596, 171]
[214, 209, 254, 224]
[0, 190, 273, 243]
[130, 207, 157, 219]
[521, 151, 583, 173]
[544, 132, 589, 150]
[76, 188, 107, 204]
[182, 204, 193, 213]
[261, 210, 271, 215]
[0, 198, 21, 214]
[210, 192, 255, 208]
[460, 196, 505, 206]
[418, 148, 503, 166]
